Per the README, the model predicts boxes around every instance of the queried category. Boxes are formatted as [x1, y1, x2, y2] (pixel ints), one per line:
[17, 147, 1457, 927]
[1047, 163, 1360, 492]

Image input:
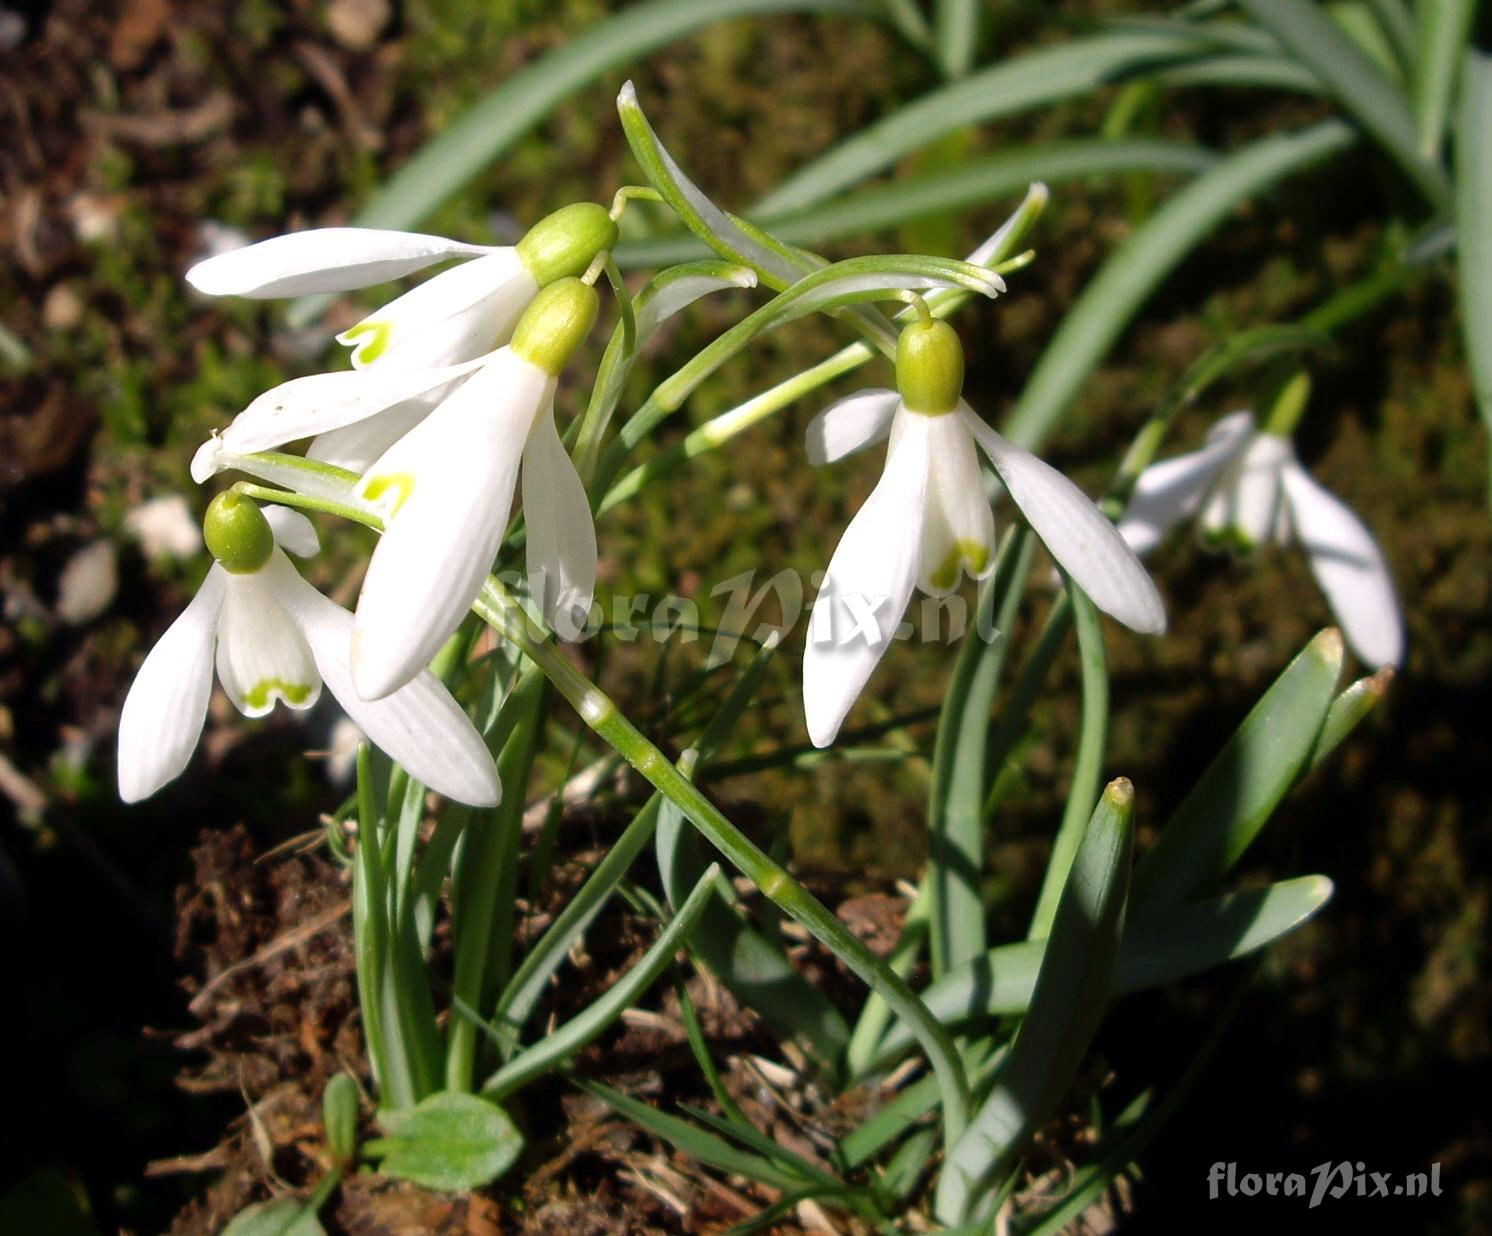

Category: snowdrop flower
[803, 317, 1166, 747]
[350, 277, 600, 700]
[117, 492, 500, 806]
[1117, 407, 1404, 667]
[185, 204, 617, 471]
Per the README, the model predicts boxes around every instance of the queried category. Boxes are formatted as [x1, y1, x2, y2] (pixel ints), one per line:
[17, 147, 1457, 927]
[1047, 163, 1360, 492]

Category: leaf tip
[1310, 626, 1345, 669]
[1104, 776, 1135, 809]
[617, 79, 639, 111]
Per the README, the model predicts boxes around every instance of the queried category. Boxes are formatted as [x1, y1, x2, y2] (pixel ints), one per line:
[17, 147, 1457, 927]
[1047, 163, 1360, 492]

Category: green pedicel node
[203, 491, 274, 574]
[515, 203, 619, 286]
[511, 278, 600, 377]
[897, 319, 965, 416]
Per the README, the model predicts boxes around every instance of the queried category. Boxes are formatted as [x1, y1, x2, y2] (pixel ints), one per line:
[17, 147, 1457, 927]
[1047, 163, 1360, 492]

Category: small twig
[189, 901, 350, 1015]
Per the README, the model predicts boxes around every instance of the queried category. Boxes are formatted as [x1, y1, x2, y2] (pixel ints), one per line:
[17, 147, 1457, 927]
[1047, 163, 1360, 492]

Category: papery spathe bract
[802, 319, 1164, 748]
[117, 494, 500, 807]
[1117, 411, 1405, 667]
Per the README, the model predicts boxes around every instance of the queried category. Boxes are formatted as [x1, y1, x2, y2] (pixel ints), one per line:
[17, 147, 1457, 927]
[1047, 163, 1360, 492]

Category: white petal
[522, 408, 597, 638]
[805, 389, 899, 465]
[305, 398, 438, 474]
[961, 405, 1166, 635]
[917, 412, 997, 596]
[1117, 411, 1256, 556]
[633, 265, 758, 345]
[218, 355, 490, 456]
[965, 182, 1048, 267]
[352, 350, 551, 698]
[802, 417, 929, 748]
[336, 249, 537, 369]
[185, 228, 492, 298]
[264, 506, 319, 558]
[215, 572, 322, 717]
[265, 554, 501, 806]
[117, 568, 225, 802]
[1217, 432, 1292, 549]
[1280, 461, 1405, 667]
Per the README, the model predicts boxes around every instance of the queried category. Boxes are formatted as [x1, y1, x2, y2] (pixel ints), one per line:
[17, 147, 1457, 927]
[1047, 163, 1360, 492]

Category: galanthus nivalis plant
[1117, 379, 1404, 668]
[114, 73, 1404, 1232]
[117, 492, 500, 806]
[802, 312, 1166, 747]
[186, 203, 618, 471]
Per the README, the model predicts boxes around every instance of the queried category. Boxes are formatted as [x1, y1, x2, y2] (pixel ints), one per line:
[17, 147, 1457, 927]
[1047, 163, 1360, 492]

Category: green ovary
[929, 539, 990, 591]
[243, 678, 315, 710]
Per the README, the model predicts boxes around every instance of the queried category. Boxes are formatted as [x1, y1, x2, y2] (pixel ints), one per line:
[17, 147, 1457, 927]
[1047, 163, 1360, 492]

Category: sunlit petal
[803, 417, 929, 748]
[352, 350, 552, 698]
[186, 228, 493, 298]
[1280, 460, 1405, 667]
[961, 405, 1166, 635]
[264, 553, 501, 807]
[336, 249, 537, 369]
[805, 389, 900, 465]
[522, 408, 597, 638]
[1118, 411, 1256, 555]
[117, 568, 225, 802]
[917, 412, 996, 596]
[264, 506, 319, 558]
[215, 572, 322, 717]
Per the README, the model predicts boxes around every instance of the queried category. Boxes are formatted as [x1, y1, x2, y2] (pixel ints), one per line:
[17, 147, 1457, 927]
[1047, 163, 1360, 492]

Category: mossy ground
[1, 0, 1488, 1230]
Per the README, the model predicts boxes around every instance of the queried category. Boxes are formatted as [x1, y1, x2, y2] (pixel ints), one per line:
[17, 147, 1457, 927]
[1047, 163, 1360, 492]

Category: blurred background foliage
[0, 0, 1488, 1229]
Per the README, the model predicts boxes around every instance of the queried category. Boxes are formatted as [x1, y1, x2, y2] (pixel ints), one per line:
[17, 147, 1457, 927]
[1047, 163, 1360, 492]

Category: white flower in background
[350, 278, 601, 700]
[803, 318, 1166, 747]
[1117, 408, 1404, 667]
[185, 203, 618, 471]
[117, 492, 500, 806]
[124, 494, 203, 560]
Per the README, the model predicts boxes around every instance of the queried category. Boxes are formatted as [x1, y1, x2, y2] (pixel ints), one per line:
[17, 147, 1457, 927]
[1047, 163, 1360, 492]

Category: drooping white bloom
[348, 279, 602, 699]
[803, 320, 1165, 748]
[117, 495, 500, 806]
[1117, 410, 1404, 667]
[185, 204, 619, 472]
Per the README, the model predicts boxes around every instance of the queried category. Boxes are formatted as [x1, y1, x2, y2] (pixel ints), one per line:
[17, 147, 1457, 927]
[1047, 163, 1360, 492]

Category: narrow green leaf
[934, 0, 980, 79]
[1309, 668, 1392, 770]
[481, 865, 720, 1098]
[367, 1091, 523, 1192]
[928, 530, 1033, 978]
[613, 139, 1216, 267]
[936, 780, 1134, 1225]
[1411, 0, 1478, 159]
[1130, 629, 1344, 915]
[287, 0, 871, 323]
[753, 29, 1233, 214]
[1238, 0, 1448, 203]
[1455, 47, 1492, 489]
[1152, 52, 1327, 91]
[1002, 120, 1354, 451]
[1027, 584, 1109, 940]
[870, 875, 1333, 1061]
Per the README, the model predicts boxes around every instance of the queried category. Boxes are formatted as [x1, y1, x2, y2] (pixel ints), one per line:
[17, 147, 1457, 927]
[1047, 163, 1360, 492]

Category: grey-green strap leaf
[1455, 47, 1492, 495]
[1411, 0, 1478, 159]
[1130, 628, 1344, 915]
[220, 1198, 327, 1236]
[753, 28, 1235, 214]
[870, 874, 1332, 1063]
[935, 779, 1134, 1225]
[1001, 120, 1354, 451]
[1239, 0, 1448, 204]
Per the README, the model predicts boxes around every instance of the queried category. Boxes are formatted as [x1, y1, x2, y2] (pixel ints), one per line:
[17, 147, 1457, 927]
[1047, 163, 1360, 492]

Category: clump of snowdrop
[1117, 379, 1404, 668]
[117, 492, 500, 806]
[802, 311, 1166, 747]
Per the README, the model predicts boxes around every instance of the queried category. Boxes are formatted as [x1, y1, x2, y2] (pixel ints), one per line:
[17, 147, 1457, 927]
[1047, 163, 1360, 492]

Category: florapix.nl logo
[1208, 1161, 1443, 1209]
